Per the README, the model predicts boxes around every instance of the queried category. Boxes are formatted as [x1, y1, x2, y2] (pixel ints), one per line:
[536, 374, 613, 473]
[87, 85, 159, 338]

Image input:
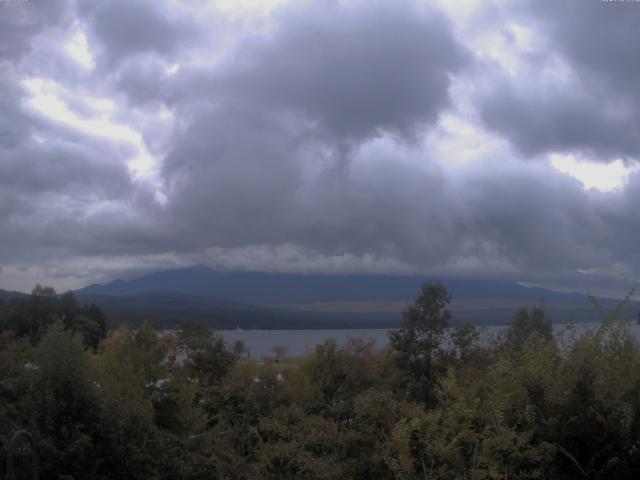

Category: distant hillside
[0, 289, 28, 301]
[76, 266, 600, 305]
[74, 267, 639, 328]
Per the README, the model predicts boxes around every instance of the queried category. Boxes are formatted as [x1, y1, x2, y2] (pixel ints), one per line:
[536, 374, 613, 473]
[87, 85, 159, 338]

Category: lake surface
[218, 321, 640, 358]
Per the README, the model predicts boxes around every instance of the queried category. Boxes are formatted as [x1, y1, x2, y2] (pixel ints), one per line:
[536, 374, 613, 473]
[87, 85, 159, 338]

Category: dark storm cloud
[0, 0, 79, 148]
[531, 1, 640, 97]
[0, 123, 151, 265]
[215, 0, 469, 142]
[78, 0, 199, 68]
[0, 0, 72, 62]
[116, 0, 470, 139]
[0, 136, 132, 196]
[462, 161, 609, 271]
[155, 0, 476, 265]
[159, 86, 616, 283]
[109, 57, 174, 106]
[152, 0, 476, 264]
[0, 0, 149, 267]
[162, 100, 306, 248]
[4, 0, 640, 295]
[481, 82, 640, 158]
[592, 171, 640, 261]
[0, 73, 32, 148]
[162, 99, 455, 262]
[480, 0, 640, 159]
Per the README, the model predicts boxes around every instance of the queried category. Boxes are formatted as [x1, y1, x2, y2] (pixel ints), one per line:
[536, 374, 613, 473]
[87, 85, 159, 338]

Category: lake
[218, 321, 640, 358]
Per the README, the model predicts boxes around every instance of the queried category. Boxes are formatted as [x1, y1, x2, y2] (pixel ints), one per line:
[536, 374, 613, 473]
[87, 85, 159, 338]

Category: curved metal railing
[5, 430, 39, 480]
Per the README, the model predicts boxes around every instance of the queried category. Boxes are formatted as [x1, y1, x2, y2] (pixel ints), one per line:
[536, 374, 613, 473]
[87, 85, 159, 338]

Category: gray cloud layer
[481, 0, 640, 159]
[216, 1, 468, 142]
[79, 0, 200, 68]
[2, 0, 640, 295]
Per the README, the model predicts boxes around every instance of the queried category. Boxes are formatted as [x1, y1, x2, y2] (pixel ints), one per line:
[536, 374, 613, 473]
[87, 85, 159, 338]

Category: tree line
[1, 283, 640, 479]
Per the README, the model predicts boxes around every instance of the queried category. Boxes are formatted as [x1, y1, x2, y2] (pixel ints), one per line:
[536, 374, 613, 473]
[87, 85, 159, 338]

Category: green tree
[178, 320, 213, 350]
[255, 405, 343, 480]
[27, 322, 103, 479]
[505, 305, 552, 351]
[297, 338, 382, 423]
[232, 339, 249, 357]
[0, 287, 106, 347]
[185, 335, 237, 390]
[389, 282, 452, 406]
[451, 322, 480, 361]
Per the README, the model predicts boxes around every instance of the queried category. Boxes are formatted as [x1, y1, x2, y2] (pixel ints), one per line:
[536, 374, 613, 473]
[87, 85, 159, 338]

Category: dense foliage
[2, 284, 640, 479]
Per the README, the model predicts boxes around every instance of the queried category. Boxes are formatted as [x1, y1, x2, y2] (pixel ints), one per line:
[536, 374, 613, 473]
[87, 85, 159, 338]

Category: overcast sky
[1, 0, 640, 296]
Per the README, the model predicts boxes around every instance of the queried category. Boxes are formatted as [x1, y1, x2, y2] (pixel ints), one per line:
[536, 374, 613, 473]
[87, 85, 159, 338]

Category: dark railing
[5, 430, 39, 480]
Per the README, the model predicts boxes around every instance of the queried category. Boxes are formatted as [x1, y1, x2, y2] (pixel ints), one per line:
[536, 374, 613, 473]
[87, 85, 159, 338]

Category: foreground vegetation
[2, 284, 640, 479]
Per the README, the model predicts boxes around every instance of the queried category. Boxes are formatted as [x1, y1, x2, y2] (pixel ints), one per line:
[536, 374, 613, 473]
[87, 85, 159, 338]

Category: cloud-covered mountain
[75, 267, 634, 328]
[75, 266, 581, 304]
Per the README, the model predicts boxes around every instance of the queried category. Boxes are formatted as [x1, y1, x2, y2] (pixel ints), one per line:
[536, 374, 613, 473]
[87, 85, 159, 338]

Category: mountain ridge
[69, 266, 639, 328]
[76, 266, 601, 305]
[0, 289, 29, 301]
